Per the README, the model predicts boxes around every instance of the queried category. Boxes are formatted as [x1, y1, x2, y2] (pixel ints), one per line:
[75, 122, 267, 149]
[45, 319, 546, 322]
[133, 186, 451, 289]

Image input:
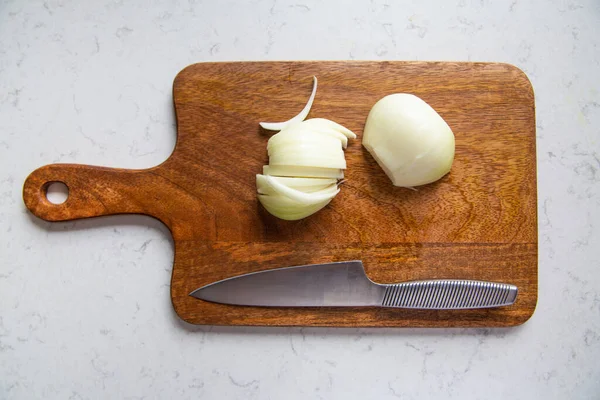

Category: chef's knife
[189, 261, 518, 309]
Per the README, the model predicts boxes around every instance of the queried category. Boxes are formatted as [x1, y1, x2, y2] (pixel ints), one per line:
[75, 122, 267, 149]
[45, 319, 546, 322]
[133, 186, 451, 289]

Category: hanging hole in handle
[44, 181, 69, 205]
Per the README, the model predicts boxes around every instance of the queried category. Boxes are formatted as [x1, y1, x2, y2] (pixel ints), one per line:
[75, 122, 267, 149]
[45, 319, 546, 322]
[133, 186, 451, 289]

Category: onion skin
[362, 93, 455, 187]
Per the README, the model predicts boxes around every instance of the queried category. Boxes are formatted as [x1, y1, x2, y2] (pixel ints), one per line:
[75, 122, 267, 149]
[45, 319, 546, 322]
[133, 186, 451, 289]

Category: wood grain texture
[23, 61, 537, 327]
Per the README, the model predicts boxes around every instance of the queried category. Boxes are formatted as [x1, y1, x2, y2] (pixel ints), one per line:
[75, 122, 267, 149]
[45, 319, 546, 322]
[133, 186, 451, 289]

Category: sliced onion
[259, 76, 317, 131]
[263, 165, 344, 179]
[256, 77, 355, 220]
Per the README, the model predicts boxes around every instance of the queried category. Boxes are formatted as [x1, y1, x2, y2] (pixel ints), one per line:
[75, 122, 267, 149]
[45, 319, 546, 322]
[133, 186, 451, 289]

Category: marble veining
[1, 0, 599, 398]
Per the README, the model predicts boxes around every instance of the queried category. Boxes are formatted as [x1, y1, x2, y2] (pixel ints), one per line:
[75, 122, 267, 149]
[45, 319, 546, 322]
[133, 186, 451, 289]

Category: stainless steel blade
[189, 261, 518, 309]
[190, 261, 384, 307]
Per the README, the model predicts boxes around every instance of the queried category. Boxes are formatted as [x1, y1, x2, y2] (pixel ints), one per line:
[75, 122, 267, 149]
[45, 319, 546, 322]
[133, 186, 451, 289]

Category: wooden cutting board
[23, 61, 537, 327]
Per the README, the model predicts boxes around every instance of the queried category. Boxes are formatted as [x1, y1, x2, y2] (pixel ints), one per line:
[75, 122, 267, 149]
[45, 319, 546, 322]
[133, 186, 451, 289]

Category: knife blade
[189, 261, 518, 309]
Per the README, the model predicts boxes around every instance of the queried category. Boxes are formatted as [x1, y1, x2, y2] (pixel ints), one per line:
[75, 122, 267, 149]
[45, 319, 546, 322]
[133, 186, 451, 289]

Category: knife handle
[381, 280, 518, 309]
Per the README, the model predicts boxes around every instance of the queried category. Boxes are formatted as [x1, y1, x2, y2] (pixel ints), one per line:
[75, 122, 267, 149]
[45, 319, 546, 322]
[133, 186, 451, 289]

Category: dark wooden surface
[23, 61, 537, 327]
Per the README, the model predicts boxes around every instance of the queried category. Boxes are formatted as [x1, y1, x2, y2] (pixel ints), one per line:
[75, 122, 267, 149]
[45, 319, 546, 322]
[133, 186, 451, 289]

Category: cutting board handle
[23, 163, 159, 222]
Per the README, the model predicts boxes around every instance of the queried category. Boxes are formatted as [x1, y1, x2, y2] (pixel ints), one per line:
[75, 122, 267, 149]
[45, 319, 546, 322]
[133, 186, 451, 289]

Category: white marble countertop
[1, 0, 599, 398]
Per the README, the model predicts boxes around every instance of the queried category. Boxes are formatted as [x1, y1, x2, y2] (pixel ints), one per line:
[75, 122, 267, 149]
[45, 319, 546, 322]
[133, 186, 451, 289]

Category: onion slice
[259, 76, 318, 131]
[267, 133, 342, 154]
[258, 194, 332, 221]
[277, 123, 349, 148]
[260, 175, 339, 204]
[268, 150, 347, 169]
[263, 165, 344, 179]
[302, 118, 357, 139]
[256, 175, 337, 194]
